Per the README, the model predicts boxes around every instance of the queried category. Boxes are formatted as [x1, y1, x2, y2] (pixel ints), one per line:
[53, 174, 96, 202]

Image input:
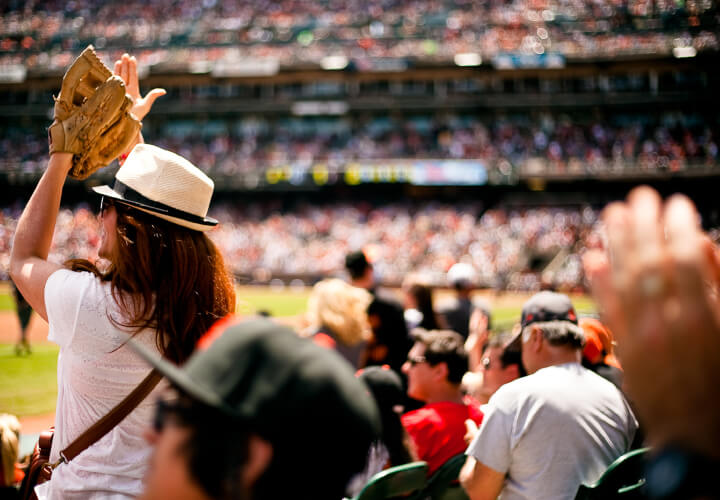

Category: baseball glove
[49, 45, 141, 180]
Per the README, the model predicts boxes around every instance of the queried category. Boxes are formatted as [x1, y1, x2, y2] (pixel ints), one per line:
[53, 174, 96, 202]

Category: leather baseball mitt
[49, 45, 141, 180]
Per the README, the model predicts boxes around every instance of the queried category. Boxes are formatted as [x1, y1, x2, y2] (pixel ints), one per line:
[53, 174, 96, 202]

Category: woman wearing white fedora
[10, 54, 236, 499]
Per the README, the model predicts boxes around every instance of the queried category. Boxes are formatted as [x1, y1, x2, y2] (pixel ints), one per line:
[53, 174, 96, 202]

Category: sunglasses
[153, 398, 198, 433]
[481, 357, 493, 370]
[98, 196, 114, 215]
[406, 355, 427, 367]
[153, 396, 241, 434]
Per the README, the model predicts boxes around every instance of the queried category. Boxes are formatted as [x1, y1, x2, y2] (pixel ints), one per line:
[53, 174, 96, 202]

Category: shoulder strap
[59, 369, 163, 464]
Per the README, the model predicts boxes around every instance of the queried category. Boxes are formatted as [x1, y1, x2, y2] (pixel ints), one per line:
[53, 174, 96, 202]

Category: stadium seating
[575, 447, 651, 500]
[352, 461, 429, 500]
[416, 453, 469, 500]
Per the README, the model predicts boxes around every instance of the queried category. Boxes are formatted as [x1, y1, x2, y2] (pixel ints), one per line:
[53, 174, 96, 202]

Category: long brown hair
[67, 203, 236, 364]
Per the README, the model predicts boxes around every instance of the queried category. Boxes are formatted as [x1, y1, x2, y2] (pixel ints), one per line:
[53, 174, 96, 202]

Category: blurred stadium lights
[291, 101, 349, 116]
[189, 61, 213, 74]
[0, 64, 26, 83]
[454, 53, 482, 67]
[673, 46, 697, 58]
[320, 55, 349, 70]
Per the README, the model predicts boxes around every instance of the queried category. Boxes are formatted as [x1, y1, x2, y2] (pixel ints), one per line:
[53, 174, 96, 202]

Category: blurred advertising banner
[254, 160, 488, 189]
[410, 160, 488, 186]
[344, 160, 487, 186]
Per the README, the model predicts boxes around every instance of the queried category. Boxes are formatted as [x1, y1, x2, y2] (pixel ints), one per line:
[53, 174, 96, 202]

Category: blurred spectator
[307, 278, 372, 369]
[0, 413, 23, 496]
[464, 302, 493, 373]
[438, 262, 477, 338]
[10, 280, 32, 356]
[463, 330, 525, 405]
[133, 317, 380, 500]
[347, 366, 418, 497]
[401, 277, 440, 331]
[580, 317, 623, 389]
[346, 250, 410, 373]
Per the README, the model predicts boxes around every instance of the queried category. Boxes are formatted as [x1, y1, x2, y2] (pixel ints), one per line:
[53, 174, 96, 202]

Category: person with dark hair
[463, 331, 525, 405]
[438, 263, 477, 339]
[133, 318, 380, 500]
[345, 250, 411, 373]
[358, 366, 417, 467]
[9, 53, 235, 499]
[402, 279, 440, 331]
[461, 292, 637, 500]
[401, 329, 483, 475]
[347, 366, 418, 497]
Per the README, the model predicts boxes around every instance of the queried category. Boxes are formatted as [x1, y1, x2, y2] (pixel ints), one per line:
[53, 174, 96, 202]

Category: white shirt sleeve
[466, 390, 515, 474]
[44, 269, 94, 348]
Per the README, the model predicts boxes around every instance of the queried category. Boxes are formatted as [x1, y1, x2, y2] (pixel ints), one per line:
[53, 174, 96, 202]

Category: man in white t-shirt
[460, 292, 638, 500]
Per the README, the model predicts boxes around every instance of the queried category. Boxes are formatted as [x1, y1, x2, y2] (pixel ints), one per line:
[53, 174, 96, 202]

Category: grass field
[0, 343, 58, 417]
[0, 285, 594, 418]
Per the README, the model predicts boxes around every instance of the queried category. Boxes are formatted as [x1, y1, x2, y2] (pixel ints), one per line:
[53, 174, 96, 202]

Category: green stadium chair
[415, 453, 470, 500]
[575, 447, 651, 500]
[352, 461, 429, 500]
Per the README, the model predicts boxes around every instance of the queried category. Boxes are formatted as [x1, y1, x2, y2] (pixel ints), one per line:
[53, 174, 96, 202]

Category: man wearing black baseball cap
[133, 317, 380, 500]
[461, 291, 637, 500]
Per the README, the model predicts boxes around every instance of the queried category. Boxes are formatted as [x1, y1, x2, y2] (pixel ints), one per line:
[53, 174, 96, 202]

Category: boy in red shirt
[401, 329, 483, 475]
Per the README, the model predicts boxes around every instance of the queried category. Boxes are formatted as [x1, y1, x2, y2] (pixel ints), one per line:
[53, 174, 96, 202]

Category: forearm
[10, 153, 72, 267]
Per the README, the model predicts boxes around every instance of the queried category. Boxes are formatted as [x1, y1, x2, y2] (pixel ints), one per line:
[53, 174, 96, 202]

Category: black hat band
[113, 179, 212, 226]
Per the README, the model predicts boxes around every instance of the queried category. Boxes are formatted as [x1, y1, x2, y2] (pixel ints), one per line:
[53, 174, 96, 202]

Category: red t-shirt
[401, 400, 484, 475]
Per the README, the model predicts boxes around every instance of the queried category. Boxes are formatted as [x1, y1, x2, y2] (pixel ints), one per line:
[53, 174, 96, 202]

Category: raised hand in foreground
[584, 186, 720, 459]
[113, 53, 165, 122]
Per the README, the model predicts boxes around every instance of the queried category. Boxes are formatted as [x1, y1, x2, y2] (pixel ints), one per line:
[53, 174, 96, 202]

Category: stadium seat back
[575, 447, 651, 500]
[413, 453, 469, 500]
[353, 461, 429, 500]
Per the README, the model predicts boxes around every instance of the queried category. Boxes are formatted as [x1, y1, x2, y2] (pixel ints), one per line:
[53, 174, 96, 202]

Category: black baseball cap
[506, 291, 581, 350]
[520, 291, 578, 328]
[131, 317, 380, 494]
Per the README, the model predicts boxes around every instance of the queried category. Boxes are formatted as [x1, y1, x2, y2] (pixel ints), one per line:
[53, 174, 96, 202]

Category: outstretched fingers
[113, 52, 166, 121]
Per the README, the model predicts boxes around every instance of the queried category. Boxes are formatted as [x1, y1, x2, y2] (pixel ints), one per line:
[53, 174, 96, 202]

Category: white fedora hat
[93, 144, 218, 232]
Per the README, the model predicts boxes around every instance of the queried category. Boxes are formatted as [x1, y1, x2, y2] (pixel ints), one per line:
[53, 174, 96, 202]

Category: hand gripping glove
[48, 45, 141, 180]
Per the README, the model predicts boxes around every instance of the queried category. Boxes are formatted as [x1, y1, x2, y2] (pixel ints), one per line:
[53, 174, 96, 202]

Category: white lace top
[35, 269, 165, 500]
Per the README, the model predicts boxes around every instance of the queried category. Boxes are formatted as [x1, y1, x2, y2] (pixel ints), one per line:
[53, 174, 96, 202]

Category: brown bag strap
[58, 369, 163, 465]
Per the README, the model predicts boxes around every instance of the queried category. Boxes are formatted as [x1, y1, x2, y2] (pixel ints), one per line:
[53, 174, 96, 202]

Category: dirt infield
[0, 310, 49, 344]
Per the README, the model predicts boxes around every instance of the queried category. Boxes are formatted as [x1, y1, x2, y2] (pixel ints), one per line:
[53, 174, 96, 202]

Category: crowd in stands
[1, 0, 718, 72]
[0, 201, 597, 291]
[2, 111, 717, 177]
